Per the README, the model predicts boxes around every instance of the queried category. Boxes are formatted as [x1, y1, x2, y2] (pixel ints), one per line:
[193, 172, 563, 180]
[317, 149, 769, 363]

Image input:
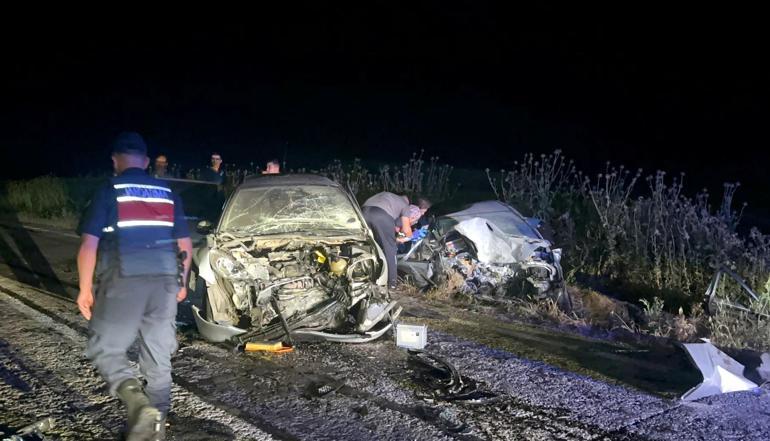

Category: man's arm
[176, 237, 193, 302]
[401, 216, 412, 242]
[77, 234, 100, 320]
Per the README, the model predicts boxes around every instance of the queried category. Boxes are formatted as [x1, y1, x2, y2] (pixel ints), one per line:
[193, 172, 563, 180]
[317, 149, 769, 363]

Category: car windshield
[219, 185, 365, 235]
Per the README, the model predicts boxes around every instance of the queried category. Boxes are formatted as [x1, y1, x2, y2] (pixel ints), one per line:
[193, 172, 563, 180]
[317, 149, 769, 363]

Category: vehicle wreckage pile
[398, 201, 571, 311]
[188, 175, 572, 348]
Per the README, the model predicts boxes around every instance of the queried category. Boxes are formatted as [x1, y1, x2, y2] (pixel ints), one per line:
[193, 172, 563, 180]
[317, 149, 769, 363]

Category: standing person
[153, 154, 168, 178]
[200, 151, 224, 184]
[262, 158, 281, 174]
[76, 132, 192, 441]
[361, 192, 430, 288]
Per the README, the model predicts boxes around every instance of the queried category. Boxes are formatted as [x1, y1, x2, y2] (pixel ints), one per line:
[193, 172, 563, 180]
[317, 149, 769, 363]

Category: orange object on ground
[244, 341, 294, 353]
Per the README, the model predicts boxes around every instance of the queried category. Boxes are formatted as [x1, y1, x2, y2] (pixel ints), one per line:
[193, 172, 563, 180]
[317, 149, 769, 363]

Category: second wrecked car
[189, 174, 401, 344]
[398, 200, 571, 311]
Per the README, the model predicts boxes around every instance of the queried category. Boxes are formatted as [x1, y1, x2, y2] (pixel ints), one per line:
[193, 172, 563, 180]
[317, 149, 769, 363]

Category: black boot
[116, 378, 162, 441]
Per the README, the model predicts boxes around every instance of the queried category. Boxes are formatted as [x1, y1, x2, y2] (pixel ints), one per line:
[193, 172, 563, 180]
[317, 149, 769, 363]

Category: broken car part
[397, 201, 571, 312]
[681, 339, 759, 401]
[705, 266, 769, 318]
[407, 350, 497, 404]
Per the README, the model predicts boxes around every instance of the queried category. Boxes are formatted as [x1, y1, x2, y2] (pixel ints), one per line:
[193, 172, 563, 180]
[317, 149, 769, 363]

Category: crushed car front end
[191, 175, 401, 344]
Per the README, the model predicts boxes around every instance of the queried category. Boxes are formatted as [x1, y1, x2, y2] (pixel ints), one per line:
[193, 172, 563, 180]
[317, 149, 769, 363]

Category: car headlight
[209, 249, 249, 280]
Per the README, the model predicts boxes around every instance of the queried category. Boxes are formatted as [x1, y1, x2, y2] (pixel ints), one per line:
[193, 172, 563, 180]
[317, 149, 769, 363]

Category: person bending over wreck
[397, 205, 428, 254]
[362, 192, 430, 288]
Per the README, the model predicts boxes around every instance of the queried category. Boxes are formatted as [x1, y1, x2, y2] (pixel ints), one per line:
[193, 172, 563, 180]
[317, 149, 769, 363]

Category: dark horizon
[2, 5, 767, 213]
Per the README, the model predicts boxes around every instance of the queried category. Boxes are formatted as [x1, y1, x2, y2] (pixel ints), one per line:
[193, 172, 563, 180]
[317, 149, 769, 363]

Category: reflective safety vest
[102, 173, 179, 278]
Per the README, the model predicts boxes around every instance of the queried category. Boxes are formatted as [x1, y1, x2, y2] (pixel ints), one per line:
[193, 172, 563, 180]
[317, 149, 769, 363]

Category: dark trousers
[363, 206, 397, 287]
[86, 275, 179, 415]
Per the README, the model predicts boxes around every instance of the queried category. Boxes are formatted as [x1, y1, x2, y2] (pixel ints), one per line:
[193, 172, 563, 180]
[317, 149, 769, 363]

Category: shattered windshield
[220, 185, 365, 235]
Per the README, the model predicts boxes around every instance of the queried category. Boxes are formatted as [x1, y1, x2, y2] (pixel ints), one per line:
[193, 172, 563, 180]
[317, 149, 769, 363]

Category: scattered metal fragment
[705, 266, 769, 318]
[407, 350, 497, 404]
[681, 339, 759, 401]
[303, 379, 346, 398]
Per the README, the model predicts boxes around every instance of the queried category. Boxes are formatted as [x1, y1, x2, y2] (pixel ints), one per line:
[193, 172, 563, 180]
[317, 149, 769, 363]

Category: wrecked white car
[398, 200, 571, 311]
[189, 174, 401, 344]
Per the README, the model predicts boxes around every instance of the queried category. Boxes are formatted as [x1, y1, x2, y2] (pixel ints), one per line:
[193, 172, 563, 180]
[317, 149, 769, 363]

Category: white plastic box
[395, 324, 428, 350]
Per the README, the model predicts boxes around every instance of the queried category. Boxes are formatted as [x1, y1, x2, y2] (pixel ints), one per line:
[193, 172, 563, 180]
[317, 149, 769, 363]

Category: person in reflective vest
[77, 132, 192, 441]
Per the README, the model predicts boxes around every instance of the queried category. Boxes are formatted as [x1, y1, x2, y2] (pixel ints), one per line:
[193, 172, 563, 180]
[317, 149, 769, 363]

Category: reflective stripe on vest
[113, 183, 175, 229]
[108, 178, 178, 278]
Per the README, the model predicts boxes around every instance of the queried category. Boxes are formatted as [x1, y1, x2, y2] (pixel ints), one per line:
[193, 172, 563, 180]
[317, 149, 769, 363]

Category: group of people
[76, 131, 429, 440]
[151, 152, 282, 184]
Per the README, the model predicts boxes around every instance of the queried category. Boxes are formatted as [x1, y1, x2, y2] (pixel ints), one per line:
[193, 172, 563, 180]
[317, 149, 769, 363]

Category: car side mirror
[196, 220, 214, 235]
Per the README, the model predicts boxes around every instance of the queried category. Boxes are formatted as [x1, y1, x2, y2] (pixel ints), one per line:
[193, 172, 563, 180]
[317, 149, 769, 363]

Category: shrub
[2, 176, 75, 219]
[488, 150, 770, 349]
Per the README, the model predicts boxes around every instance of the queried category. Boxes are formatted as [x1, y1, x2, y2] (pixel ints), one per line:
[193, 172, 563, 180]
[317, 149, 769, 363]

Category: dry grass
[425, 270, 467, 302]
[573, 288, 627, 328]
[319, 153, 455, 203]
[707, 290, 770, 351]
[515, 298, 587, 328]
[487, 149, 770, 351]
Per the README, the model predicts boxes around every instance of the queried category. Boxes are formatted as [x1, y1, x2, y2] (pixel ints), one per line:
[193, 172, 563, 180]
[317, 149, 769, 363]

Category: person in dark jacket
[77, 132, 192, 440]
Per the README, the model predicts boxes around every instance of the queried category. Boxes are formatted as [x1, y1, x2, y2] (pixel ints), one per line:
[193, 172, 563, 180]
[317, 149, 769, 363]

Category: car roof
[238, 173, 341, 189]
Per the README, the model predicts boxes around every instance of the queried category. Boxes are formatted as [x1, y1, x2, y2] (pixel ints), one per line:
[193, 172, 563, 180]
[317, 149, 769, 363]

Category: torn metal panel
[682, 339, 759, 401]
[192, 305, 247, 343]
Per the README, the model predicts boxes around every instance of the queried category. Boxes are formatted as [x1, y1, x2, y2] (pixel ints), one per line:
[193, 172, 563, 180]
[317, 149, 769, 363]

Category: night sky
[2, 5, 767, 212]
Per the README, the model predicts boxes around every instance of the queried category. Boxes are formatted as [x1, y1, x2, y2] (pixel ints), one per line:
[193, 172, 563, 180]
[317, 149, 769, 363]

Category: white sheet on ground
[681, 339, 758, 401]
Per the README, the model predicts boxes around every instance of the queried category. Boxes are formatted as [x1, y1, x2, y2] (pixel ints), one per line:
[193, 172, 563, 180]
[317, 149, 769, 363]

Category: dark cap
[111, 131, 147, 155]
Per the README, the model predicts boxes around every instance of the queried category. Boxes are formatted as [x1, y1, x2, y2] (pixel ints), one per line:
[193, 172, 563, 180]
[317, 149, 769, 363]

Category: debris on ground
[1, 418, 54, 441]
[681, 339, 759, 401]
[242, 341, 294, 353]
[407, 350, 497, 404]
[395, 323, 428, 350]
